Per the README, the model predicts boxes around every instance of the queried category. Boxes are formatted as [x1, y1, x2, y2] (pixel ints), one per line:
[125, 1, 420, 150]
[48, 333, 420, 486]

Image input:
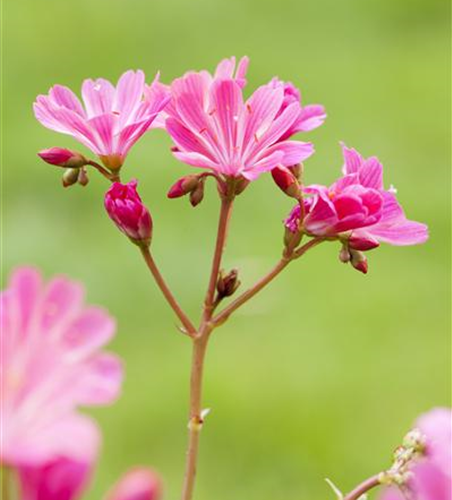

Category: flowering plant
[1, 56, 446, 500]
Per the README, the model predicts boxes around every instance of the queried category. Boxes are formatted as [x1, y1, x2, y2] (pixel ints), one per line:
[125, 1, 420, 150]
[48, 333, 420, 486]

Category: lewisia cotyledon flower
[285, 143, 428, 247]
[380, 408, 451, 500]
[34, 71, 169, 171]
[162, 56, 323, 181]
[1, 267, 123, 468]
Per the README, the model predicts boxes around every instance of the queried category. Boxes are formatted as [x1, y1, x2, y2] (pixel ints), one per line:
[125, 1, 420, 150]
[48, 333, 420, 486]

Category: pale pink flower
[162, 56, 316, 180]
[104, 180, 152, 244]
[1, 267, 122, 467]
[34, 71, 169, 171]
[380, 408, 452, 500]
[285, 143, 428, 246]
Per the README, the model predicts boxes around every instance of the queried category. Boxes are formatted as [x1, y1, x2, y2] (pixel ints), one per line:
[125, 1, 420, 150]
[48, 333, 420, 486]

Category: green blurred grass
[3, 0, 450, 499]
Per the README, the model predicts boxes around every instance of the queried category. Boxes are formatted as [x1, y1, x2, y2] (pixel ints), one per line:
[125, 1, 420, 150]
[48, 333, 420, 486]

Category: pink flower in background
[285, 143, 428, 247]
[34, 71, 169, 171]
[162, 56, 317, 180]
[105, 468, 162, 500]
[1, 267, 122, 468]
[380, 408, 451, 500]
[18, 460, 162, 500]
[104, 180, 153, 244]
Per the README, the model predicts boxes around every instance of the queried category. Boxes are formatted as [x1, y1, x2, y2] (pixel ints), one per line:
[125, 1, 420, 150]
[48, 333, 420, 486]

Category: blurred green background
[3, 0, 450, 499]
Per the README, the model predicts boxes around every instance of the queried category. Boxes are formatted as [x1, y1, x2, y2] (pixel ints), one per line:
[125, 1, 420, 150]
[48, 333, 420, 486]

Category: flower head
[104, 180, 153, 245]
[380, 408, 451, 500]
[285, 144, 428, 247]
[162, 56, 318, 181]
[34, 71, 169, 171]
[1, 267, 122, 468]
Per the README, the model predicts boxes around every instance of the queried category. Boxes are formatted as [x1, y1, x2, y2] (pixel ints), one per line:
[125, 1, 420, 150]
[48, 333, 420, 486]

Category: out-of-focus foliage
[3, 0, 450, 498]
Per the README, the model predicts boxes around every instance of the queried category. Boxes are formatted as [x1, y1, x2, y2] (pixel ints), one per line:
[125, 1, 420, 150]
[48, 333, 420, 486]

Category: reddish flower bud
[271, 166, 300, 198]
[104, 180, 152, 245]
[167, 175, 200, 199]
[350, 249, 368, 274]
[189, 180, 205, 207]
[217, 269, 241, 298]
[38, 148, 87, 168]
[349, 234, 380, 251]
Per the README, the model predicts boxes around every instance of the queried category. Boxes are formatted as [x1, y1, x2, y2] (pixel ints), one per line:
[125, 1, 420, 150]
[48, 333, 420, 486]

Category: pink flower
[105, 468, 162, 500]
[380, 408, 451, 500]
[285, 144, 428, 247]
[37, 147, 87, 168]
[162, 56, 316, 180]
[34, 71, 169, 171]
[1, 267, 122, 468]
[104, 180, 153, 244]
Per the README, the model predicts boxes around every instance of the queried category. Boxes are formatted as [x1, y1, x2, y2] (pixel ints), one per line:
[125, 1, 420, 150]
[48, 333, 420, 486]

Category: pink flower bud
[38, 148, 87, 168]
[167, 175, 199, 198]
[105, 468, 162, 500]
[349, 234, 380, 251]
[271, 166, 300, 198]
[350, 249, 368, 274]
[104, 180, 152, 245]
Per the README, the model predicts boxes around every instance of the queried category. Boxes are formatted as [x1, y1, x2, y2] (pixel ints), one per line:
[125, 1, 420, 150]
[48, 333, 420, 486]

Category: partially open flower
[104, 180, 153, 245]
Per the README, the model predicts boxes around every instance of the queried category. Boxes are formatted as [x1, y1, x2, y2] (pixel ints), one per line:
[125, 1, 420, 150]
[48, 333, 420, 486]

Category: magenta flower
[18, 459, 162, 500]
[1, 267, 122, 467]
[104, 180, 153, 244]
[162, 56, 316, 180]
[380, 408, 451, 500]
[285, 144, 428, 246]
[34, 71, 169, 171]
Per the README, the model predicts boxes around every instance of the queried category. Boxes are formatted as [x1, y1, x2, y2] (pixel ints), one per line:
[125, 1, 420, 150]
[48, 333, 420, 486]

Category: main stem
[180, 197, 234, 500]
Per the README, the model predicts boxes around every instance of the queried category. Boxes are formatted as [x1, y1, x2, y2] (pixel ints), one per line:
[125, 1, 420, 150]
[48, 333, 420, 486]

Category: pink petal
[49, 85, 86, 117]
[359, 156, 384, 190]
[76, 353, 123, 406]
[341, 142, 363, 175]
[242, 150, 284, 180]
[172, 151, 219, 171]
[209, 80, 243, 158]
[39, 276, 84, 333]
[235, 56, 249, 87]
[166, 118, 213, 158]
[34, 97, 76, 135]
[113, 70, 145, 127]
[304, 193, 337, 234]
[258, 140, 314, 167]
[292, 104, 326, 132]
[88, 114, 117, 155]
[117, 115, 159, 159]
[214, 56, 237, 79]
[367, 219, 429, 245]
[62, 307, 116, 358]
[81, 78, 115, 118]
[51, 107, 101, 153]
[411, 462, 451, 500]
[241, 82, 284, 151]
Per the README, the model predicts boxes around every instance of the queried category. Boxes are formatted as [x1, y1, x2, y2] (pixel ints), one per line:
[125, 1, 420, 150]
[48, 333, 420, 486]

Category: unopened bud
[350, 249, 368, 274]
[104, 180, 153, 246]
[339, 245, 351, 263]
[189, 180, 205, 207]
[38, 148, 87, 168]
[233, 176, 250, 195]
[62, 168, 80, 187]
[349, 234, 380, 251]
[271, 166, 300, 198]
[288, 163, 303, 181]
[217, 269, 240, 298]
[167, 175, 200, 199]
[77, 168, 89, 186]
